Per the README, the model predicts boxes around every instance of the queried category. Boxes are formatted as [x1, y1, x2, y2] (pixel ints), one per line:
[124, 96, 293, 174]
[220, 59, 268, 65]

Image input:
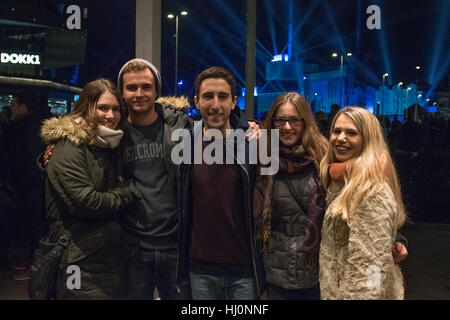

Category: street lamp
[382, 73, 389, 86]
[405, 87, 412, 120]
[380, 73, 389, 115]
[332, 52, 352, 106]
[332, 52, 352, 74]
[415, 65, 421, 85]
[168, 10, 188, 95]
[415, 94, 422, 122]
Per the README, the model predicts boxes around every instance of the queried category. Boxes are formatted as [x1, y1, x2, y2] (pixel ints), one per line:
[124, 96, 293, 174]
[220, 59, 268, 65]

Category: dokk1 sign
[1, 53, 41, 65]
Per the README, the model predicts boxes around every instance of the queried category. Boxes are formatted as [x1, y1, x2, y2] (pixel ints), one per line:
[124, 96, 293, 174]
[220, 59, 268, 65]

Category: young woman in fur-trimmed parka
[319, 107, 406, 300]
[40, 79, 141, 299]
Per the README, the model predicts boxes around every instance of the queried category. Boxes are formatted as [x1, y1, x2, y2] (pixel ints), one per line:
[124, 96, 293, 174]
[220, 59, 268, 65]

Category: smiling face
[195, 77, 237, 135]
[122, 68, 157, 117]
[330, 114, 363, 162]
[273, 102, 304, 147]
[95, 91, 121, 130]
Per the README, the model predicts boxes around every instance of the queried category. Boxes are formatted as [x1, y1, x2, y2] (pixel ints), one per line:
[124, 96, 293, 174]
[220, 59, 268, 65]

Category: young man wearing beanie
[116, 59, 263, 300]
[117, 59, 193, 300]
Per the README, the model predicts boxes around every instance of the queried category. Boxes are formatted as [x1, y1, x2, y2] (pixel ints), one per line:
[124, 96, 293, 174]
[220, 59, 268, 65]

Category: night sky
[78, 0, 449, 100]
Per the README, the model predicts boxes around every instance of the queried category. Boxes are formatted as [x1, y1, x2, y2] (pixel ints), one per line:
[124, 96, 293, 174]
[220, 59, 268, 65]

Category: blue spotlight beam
[322, 0, 346, 54]
[373, 0, 392, 82]
[263, 0, 278, 55]
[425, 56, 450, 100]
[427, 0, 449, 86]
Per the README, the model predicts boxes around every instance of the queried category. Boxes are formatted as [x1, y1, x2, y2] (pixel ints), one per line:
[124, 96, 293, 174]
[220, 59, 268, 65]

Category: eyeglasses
[272, 117, 303, 128]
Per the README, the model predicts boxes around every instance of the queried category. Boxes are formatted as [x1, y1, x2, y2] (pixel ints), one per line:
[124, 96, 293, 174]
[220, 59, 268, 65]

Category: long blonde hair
[263, 92, 328, 170]
[319, 106, 406, 228]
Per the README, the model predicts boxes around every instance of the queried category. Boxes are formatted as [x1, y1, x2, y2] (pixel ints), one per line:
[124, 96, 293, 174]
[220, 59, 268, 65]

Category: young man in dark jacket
[116, 59, 193, 300]
[178, 67, 265, 299]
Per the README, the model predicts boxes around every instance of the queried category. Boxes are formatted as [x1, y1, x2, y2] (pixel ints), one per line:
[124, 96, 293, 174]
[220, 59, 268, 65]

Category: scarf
[93, 125, 123, 149]
[254, 145, 326, 256]
[328, 161, 349, 181]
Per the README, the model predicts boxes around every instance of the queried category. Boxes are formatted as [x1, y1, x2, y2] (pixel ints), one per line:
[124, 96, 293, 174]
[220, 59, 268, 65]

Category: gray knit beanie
[117, 58, 162, 98]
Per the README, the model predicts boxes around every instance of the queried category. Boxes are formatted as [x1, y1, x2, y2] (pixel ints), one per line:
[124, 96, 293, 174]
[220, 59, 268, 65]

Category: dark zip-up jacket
[177, 108, 266, 297]
[119, 102, 193, 248]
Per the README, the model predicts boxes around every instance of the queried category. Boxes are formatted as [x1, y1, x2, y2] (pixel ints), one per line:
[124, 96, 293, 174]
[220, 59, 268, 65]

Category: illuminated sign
[271, 54, 289, 62]
[1, 53, 41, 65]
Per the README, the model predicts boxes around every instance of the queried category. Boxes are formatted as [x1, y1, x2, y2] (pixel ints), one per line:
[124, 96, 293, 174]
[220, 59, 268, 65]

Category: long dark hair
[70, 78, 126, 131]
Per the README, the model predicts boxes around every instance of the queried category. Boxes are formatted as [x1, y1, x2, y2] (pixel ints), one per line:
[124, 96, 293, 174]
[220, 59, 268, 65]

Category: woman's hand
[44, 144, 55, 166]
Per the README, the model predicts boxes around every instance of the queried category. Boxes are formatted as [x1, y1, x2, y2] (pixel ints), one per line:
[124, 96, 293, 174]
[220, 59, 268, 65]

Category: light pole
[382, 73, 389, 86]
[332, 52, 352, 106]
[406, 87, 411, 120]
[168, 10, 188, 96]
[415, 65, 421, 85]
[415, 94, 422, 122]
[396, 82, 403, 115]
[381, 73, 389, 115]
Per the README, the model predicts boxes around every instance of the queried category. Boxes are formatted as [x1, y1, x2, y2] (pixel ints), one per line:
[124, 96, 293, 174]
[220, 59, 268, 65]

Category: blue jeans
[124, 245, 191, 300]
[189, 271, 258, 300]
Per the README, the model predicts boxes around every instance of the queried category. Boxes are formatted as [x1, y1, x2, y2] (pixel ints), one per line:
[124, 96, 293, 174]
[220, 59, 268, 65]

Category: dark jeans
[267, 284, 320, 300]
[189, 271, 258, 300]
[124, 245, 191, 300]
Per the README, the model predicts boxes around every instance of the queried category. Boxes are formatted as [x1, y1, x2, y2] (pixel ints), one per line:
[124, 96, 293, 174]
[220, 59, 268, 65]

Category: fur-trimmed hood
[157, 95, 191, 110]
[41, 116, 95, 146]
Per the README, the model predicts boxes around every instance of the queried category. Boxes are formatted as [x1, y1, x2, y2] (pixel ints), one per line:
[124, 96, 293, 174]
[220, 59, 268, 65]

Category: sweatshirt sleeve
[341, 187, 398, 300]
[47, 139, 141, 220]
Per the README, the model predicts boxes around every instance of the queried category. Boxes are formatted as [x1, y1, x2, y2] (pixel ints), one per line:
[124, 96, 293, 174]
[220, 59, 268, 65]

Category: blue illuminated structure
[245, 0, 447, 118]
[257, 57, 428, 118]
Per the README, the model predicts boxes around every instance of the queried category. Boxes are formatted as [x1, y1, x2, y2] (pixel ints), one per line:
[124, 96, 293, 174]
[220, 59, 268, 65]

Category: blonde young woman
[319, 106, 406, 300]
[254, 92, 328, 299]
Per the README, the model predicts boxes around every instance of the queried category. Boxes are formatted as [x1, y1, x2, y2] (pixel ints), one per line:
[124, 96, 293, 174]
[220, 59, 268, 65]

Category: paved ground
[1, 222, 449, 300]
[401, 222, 450, 300]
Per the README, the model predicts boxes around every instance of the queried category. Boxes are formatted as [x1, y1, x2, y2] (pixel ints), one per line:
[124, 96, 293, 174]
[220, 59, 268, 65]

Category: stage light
[416, 66, 421, 70]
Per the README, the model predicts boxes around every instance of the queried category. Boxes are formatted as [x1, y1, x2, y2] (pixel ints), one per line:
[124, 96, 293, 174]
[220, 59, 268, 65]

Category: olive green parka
[40, 116, 141, 299]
